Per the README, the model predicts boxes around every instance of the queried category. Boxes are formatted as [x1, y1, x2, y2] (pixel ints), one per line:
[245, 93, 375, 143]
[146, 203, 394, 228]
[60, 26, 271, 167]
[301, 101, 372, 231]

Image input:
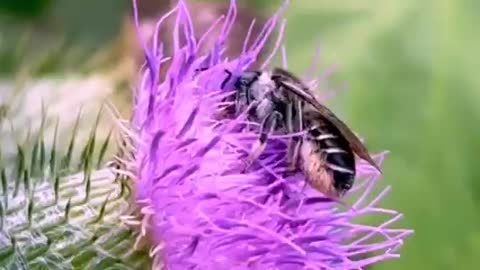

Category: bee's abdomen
[307, 124, 355, 192]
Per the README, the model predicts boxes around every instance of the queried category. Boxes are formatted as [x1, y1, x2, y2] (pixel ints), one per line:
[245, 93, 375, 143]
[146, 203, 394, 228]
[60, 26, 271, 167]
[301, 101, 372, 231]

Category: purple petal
[128, 0, 412, 269]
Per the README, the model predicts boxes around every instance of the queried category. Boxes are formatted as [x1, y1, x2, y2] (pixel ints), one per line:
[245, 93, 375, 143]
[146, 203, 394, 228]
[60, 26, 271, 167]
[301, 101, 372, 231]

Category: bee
[219, 67, 381, 197]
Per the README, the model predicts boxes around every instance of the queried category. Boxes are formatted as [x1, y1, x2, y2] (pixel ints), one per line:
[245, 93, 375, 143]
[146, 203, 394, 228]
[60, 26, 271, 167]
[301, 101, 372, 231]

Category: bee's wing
[273, 68, 318, 100]
[273, 68, 307, 86]
[310, 102, 382, 173]
[274, 71, 382, 173]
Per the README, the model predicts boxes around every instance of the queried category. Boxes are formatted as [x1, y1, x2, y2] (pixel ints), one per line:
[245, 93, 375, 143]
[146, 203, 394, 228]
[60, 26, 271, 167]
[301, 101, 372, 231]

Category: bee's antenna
[221, 69, 233, 89]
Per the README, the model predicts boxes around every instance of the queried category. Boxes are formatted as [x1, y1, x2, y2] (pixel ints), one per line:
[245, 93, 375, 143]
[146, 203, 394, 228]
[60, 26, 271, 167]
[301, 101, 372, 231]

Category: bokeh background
[1, 0, 479, 269]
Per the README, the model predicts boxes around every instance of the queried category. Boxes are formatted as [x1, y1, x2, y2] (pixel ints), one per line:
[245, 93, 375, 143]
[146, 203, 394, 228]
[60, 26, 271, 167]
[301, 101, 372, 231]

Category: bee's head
[234, 71, 261, 89]
[234, 71, 274, 93]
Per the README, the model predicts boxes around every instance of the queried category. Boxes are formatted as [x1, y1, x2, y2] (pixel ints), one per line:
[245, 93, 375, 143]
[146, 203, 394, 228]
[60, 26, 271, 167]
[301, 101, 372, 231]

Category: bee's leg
[287, 138, 303, 173]
[235, 89, 244, 116]
[286, 100, 303, 174]
[285, 102, 297, 171]
[294, 100, 304, 162]
[242, 111, 282, 171]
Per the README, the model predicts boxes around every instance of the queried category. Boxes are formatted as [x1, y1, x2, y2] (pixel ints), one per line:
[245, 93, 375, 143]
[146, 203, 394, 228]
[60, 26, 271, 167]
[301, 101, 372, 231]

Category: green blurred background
[1, 0, 480, 269]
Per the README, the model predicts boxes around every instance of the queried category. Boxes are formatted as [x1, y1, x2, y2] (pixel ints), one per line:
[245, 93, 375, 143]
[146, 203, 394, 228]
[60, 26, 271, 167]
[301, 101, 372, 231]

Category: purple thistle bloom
[126, 0, 412, 269]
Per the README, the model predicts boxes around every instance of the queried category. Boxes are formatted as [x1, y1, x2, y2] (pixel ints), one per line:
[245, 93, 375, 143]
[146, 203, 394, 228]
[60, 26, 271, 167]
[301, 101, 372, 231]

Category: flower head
[126, 0, 412, 269]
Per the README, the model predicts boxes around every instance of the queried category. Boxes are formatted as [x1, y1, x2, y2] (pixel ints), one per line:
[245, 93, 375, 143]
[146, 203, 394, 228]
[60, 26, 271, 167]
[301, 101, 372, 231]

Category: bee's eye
[234, 79, 246, 89]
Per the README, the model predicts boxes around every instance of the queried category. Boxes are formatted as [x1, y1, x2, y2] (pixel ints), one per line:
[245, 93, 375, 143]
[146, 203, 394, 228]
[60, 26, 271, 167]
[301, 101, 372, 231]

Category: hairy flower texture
[124, 0, 413, 269]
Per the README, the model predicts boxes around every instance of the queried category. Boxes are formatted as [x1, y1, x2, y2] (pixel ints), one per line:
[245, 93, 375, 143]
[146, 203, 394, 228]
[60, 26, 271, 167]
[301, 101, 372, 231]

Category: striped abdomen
[305, 120, 356, 195]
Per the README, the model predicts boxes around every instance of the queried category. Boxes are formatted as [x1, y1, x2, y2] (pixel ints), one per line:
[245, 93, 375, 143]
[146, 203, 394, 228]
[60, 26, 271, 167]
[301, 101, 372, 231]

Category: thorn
[81, 105, 104, 171]
[0, 202, 4, 230]
[1, 167, 7, 208]
[97, 128, 113, 168]
[30, 140, 39, 176]
[14, 144, 25, 197]
[34, 101, 47, 177]
[39, 139, 46, 179]
[23, 169, 30, 195]
[62, 107, 82, 170]
[93, 193, 111, 224]
[27, 197, 34, 227]
[50, 117, 60, 178]
[118, 179, 126, 199]
[79, 139, 92, 171]
[118, 179, 131, 199]
[84, 173, 91, 202]
[54, 175, 60, 203]
[13, 154, 25, 198]
[64, 198, 72, 222]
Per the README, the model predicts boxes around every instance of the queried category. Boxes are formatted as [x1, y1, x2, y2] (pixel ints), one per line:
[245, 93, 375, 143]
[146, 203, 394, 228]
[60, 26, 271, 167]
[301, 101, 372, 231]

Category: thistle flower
[126, 0, 412, 269]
